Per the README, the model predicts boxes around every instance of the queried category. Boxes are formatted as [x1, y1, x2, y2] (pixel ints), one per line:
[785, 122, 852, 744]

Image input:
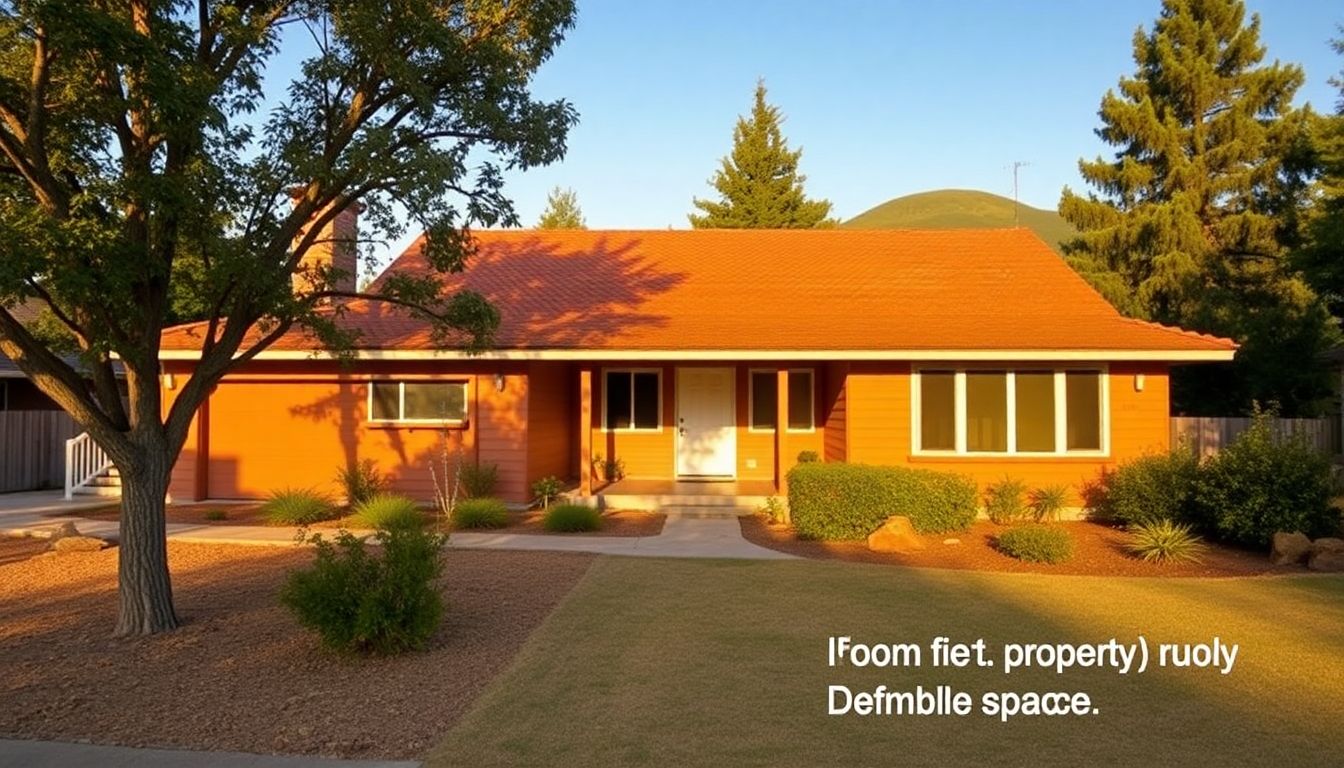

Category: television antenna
[1010, 161, 1031, 227]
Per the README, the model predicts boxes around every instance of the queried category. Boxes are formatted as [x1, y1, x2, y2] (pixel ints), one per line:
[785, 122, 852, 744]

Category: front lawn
[428, 558, 1344, 767]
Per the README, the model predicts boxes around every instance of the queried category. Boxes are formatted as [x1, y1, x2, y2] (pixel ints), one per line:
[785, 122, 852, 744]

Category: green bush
[460, 463, 499, 498]
[1029, 485, 1070, 523]
[787, 462, 977, 540]
[354, 494, 424, 530]
[335, 459, 385, 506]
[1191, 416, 1338, 548]
[452, 497, 510, 529]
[796, 450, 820, 463]
[280, 527, 447, 655]
[531, 476, 565, 509]
[758, 496, 788, 524]
[996, 525, 1073, 564]
[1090, 449, 1199, 526]
[543, 503, 603, 533]
[261, 488, 340, 525]
[984, 477, 1028, 524]
[1127, 519, 1206, 564]
[203, 509, 228, 521]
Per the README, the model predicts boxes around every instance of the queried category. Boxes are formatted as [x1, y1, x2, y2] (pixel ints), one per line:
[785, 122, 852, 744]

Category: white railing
[64, 431, 113, 500]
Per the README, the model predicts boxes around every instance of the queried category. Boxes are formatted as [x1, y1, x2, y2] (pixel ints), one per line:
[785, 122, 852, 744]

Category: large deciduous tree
[1058, 0, 1335, 415]
[0, 0, 577, 636]
[536, 185, 584, 228]
[689, 81, 833, 229]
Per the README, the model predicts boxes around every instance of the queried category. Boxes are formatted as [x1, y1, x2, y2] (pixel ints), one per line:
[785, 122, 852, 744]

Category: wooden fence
[0, 410, 81, 493]
[1171, 416, 1341, 458]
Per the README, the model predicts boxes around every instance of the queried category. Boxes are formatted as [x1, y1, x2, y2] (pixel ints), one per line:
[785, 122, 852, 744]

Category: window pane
[370, 382, 400, 420]
[632, 372, 661, 429]
[605, 372, 632, 429]
[403, 382, 467, 420]
[1066, 372, 1102, 451]
[919, 371, 956, 451]
[1014, 372, 1055, 452]
[966, 372, 1008, 452]
[787, 371, 813, 430]
[751, 372, 777, 429]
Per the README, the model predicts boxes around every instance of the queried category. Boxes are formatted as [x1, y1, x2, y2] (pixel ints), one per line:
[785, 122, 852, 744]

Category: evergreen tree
[689, 82, 833, 228]
[1058, 0, 1333, 415]
[1294, 31, 1344, 317]
[537, 186, 586, 228]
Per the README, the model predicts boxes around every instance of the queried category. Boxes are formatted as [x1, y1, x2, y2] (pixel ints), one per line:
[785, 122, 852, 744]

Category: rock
[943, 538, 961, 545]
[47, 521, 81, 544]
[1270, 532, 1312, 566]
[1308, 548, 1344, 572]
[867, 516, 926, 553]
[1310, 537, 1344, 554]
[52, 536, 108, 553]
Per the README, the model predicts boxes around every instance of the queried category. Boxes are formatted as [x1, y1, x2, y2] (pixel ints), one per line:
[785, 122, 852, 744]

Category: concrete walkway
[0, 492, 791, 560]
[0, 739, 418, 768]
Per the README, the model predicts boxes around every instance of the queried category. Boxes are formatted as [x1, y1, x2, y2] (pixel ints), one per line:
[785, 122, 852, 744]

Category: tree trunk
[114, 452, 179, 636]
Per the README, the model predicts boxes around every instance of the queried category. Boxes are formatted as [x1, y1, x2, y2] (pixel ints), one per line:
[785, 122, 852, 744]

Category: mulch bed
[740, 517, 1293, 577]
[0, 540, 595, 759]
[66, 504, 665, 537]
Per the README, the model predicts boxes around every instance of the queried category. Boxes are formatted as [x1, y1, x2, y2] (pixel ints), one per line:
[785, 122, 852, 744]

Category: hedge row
[787, 462, 978, 540]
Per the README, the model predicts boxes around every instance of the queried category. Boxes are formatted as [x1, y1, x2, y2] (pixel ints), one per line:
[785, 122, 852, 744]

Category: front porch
[594, 478, 775, 513]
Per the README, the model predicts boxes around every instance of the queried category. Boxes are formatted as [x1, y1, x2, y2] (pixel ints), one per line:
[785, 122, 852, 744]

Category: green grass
[542, 503, 603, 533]
[427, 558, 1344, 767]
[353, 493, 425, 530]
[843, 189, 1077, 253]
[259, 488, 339, 525]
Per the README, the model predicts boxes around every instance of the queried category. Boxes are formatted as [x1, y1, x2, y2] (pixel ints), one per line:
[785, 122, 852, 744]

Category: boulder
[1308, 548, 1344, 573]
[53, 535, 108, 554]
[1310, 537, 1344, 554]
[867, 516, 926, 553]
[1270, 532, 1312, 566]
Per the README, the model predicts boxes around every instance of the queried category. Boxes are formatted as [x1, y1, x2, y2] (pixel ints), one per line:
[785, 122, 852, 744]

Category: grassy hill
[842, 189, 1076, 253]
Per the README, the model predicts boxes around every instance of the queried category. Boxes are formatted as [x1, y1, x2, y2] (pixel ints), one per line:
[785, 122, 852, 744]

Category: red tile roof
[159, 229, 1236, 357]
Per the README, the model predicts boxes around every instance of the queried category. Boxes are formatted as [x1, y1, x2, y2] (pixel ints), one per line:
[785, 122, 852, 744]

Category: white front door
[676, 367, 736, 477]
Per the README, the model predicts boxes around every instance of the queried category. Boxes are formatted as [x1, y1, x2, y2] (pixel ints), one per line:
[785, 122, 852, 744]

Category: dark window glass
[370, 382, 400, 421]
[919, 372, 956, 451]
[605, 371, 632, 429]
[633, 372, 660, 429]
[751, 371, 777, 429]
[788, 370, 814, 430]
[403, 382, 467, 421]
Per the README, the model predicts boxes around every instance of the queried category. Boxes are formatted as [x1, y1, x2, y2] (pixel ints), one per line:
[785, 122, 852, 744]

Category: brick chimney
[291, 195, 360, 295]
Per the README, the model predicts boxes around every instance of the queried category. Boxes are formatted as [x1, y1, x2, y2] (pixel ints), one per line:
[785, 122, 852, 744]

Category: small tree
[0, 1, 577, 636]
[536, 186, 585, 228]
[689, 81, 833, 229]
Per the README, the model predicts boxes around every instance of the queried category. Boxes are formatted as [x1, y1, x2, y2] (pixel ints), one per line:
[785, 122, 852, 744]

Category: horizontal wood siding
[477, 371, 529, 503]
[823, 362, 848, 462]
[0, 410, 80, 493]
[526, 362, 574, 489]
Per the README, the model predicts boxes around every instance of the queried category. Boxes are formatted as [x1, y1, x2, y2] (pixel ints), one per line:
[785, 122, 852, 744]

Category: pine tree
[537, 186, 586, 229]
[1294, 31, 1344, 316]
[689, 82, 833, 229]
[1059, 0, 1334, 415]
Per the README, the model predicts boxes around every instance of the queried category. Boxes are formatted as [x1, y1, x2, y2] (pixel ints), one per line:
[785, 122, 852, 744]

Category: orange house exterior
[158, 229, 1235, 510]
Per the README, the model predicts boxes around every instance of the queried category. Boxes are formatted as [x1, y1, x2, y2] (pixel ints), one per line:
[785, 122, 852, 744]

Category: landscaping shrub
[280, 527, 446, 655]
[787, 462, 977, 540]
[758, 496, 788, 524]
[532, 476, 565, 509]
[354, 494, 424, 530]
[984, 477, 1028, 524]
[1029, 485, 1070, 523]
[335, 459, 385, 506]
[203, 509, 228, 521]
[460, 462, 499, 498]
[996, 525, 1073, 564]
[796, 450, 819, 463]
[1191, 416, 1337, 548]
[452, 497, 510, 529]
[543, 503, 603, 533]
[261, 488, 339, 525]
[1090, 449, 1199, 526]
[1126, 519, 1206, 564]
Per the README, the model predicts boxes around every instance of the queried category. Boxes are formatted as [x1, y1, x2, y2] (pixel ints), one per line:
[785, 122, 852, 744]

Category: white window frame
[366, 379, 469, 424]
[747, 368, 816, 433]
[601, 367, 663, 433]
[910, 366, 1109, 457]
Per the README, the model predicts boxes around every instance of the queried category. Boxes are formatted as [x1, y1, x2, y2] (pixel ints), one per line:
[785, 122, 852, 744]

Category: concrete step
[87, 475, 122, 487]
[72, 484, 122, 497]
[599, 493, 769, 513]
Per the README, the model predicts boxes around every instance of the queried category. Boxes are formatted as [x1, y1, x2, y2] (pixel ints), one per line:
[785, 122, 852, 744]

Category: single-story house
[157, 226, 1236, 508]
